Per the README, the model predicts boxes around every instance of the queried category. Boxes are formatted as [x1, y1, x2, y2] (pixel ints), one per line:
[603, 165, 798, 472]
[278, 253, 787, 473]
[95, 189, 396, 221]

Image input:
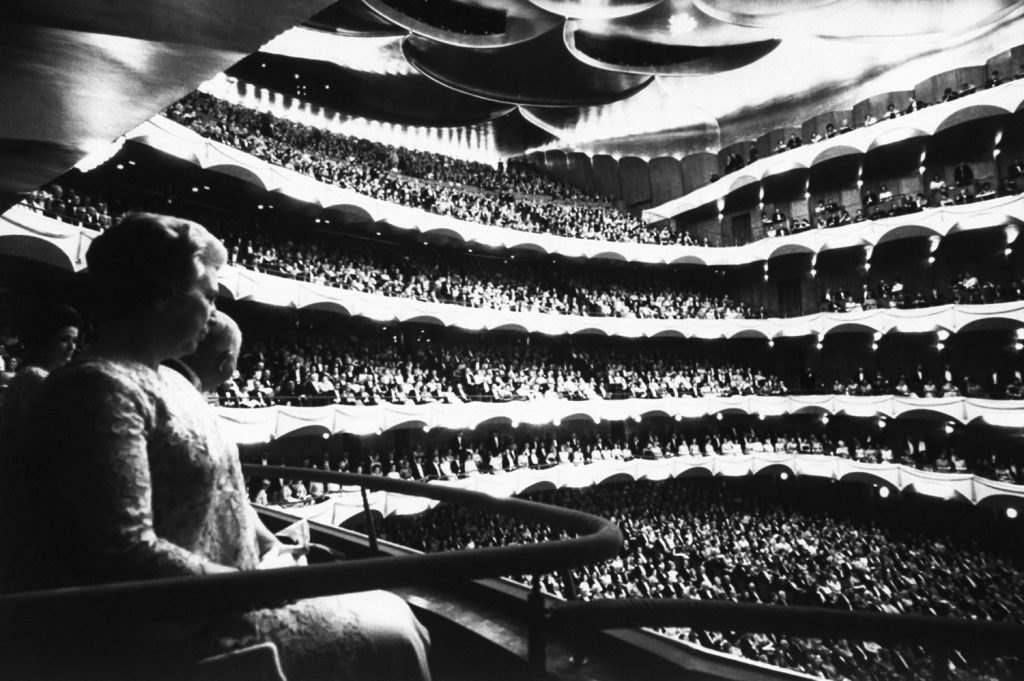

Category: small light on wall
[816, 341, 824, 350]
[768, 339, 775, 348]
[322, 433, 330, 440]
[780, 472, 790, 481]
[1005, 248, 1013, 257]
[1008, 507, 1019, 519]
[937, 330, 950, 341]
[820, 414, 829, 425]
[928, 256, 936, 265]
[716, 413, 724, 421]
[877, 417, 887, 428]
[944, 421, 955, 434]
[936, 342, 945, 351]
[871, 342, 879, 351]
[879, 486, 891, 499]
[1014, 342, 1023, 351]
[810, 268, 817, 277]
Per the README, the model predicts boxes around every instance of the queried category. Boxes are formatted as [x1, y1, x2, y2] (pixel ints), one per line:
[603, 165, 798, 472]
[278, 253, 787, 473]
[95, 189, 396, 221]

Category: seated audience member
[166, 312, 242, 393]
[0, 214, 431, 681]
[904, 96, 925, 113]
[0, 303, 81, 438]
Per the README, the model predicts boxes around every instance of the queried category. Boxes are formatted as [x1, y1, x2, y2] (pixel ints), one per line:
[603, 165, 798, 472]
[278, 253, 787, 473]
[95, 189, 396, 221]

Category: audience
[223, 329, 790, 407]
[246, 420, 1023, 495]
[24, 182, 766, 319]
[381, 479, 1024, 680]
[164, 93, 690, 244]
[818, 271, 1024, 313]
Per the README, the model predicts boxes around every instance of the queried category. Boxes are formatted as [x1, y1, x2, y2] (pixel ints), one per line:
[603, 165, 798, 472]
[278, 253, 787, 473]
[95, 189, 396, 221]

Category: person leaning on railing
[0, 214, 430, 680]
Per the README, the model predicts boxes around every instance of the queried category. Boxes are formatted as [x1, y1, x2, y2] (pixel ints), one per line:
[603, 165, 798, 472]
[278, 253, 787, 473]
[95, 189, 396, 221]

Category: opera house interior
[3, 1, 1024, 680]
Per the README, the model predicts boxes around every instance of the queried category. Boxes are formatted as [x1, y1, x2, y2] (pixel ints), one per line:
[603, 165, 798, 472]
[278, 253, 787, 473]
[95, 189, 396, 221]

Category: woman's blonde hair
[86, 213, 226, 319]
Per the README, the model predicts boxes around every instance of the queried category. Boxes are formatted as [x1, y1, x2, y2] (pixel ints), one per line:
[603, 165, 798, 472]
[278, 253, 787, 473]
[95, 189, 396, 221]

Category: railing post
[360, 486, 379, 554]
[560, 569, 588, 667]
[527, 574, 547, 674]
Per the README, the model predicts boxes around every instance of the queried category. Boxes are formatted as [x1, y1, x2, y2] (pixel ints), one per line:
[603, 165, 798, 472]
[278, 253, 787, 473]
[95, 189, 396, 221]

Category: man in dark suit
[954, 161, 974, 188]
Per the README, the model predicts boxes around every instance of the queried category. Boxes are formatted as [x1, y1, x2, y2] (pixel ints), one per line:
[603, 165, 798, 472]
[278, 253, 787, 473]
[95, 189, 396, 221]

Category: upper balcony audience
[156, 79, 1024, 251]
[165, 93, 685, 244]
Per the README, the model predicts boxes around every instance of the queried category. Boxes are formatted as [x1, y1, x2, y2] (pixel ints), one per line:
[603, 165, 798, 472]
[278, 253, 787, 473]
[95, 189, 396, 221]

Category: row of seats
[164, 93, 674, 243]
[246, 421, 1022, 504]
[22, 180, 1024, 324]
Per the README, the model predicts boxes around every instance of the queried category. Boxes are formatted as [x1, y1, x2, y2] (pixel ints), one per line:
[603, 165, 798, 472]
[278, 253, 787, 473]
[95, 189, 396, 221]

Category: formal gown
[9, 358, 429, 681]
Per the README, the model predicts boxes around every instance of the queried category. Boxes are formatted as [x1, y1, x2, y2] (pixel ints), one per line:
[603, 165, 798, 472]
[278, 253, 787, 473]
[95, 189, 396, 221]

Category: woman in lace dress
[6, 214, 430, 680]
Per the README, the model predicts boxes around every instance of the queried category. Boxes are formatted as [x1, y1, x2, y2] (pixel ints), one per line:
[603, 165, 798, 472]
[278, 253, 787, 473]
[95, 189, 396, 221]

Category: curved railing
[0, 468, 622, 625]
[1, 468, 1021, 679]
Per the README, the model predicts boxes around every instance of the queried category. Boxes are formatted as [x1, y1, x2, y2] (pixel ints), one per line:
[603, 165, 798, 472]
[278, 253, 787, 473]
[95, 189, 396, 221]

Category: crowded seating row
[21, 182, 761, 319]
[244, 419, 1023, 503]
[167, 70, 1024, 252]
[647, 79, 1024, 246]
[221, 328, 790, 407]
[15, 181, 1024, 333]
[381, 478, 1023, 680]
[123, 111, 1024, 267]
[164, 93, 665, 243]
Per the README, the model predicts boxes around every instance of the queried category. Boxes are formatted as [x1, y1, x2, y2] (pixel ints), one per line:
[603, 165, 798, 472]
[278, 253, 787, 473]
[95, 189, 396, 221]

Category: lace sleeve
[36, 362, 231, 581]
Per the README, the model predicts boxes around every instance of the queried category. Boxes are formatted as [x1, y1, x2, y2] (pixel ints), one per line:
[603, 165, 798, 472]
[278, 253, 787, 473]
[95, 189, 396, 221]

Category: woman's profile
[2, 213, 430, 680]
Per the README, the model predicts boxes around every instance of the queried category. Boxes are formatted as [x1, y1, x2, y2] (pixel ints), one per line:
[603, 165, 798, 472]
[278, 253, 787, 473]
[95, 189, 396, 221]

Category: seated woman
[0, 302, 81, 438]
[2, 214, 430, 681]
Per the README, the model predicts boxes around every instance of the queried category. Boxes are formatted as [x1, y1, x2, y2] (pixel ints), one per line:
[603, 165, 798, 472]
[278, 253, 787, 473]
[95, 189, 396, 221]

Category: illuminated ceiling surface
[4, 0, 1024, 194]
